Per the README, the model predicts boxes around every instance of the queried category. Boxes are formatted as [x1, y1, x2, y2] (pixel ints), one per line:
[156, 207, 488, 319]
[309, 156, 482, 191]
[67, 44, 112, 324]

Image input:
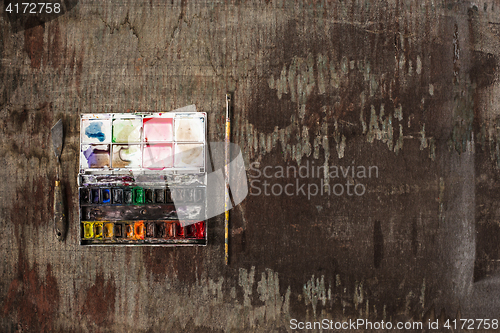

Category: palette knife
[51, 119, 67, 241]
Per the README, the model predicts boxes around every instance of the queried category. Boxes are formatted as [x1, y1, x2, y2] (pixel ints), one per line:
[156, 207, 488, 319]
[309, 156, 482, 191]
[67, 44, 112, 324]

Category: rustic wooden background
[1, 0, 500, 331]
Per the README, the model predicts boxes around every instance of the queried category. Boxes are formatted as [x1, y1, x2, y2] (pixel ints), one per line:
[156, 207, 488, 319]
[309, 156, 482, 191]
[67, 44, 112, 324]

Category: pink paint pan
[143, 117, 173, 142]
[143, 143, 173, 169]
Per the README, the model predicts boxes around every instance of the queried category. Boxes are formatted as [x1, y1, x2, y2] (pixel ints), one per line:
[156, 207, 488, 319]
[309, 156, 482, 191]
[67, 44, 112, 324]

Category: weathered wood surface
[1, 0, 500, 331]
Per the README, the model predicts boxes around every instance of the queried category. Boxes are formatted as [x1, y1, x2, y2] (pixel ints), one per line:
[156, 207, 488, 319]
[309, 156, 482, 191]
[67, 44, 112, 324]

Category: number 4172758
[5, 2, 61, 14]
[444, 319, 498, 330]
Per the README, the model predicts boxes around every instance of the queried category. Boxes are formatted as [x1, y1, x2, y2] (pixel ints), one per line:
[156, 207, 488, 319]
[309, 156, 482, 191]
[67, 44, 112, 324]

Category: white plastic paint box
[78, 109, 207, 246]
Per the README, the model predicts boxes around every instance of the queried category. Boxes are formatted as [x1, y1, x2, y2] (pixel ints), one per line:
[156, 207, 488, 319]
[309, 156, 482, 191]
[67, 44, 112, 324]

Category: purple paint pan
[80, 144, 110, 169]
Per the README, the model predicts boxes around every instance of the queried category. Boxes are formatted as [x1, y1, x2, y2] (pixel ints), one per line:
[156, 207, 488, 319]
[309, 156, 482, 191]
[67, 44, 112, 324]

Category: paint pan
[112, 188, 123, 204]
[145, 189, 154, 203]
[133, 187, 144, 204]
[91, 188, 100, 204]
[194, 221, 205, 239]
[83, 222, 94, 238]
[174, 117, 205, 142]
[184, 188, 194, 202]
[185, 224, 196, 238]
[94, 222, 103, 239]
[143, 144, 173, 169]
[81, 119, 112, 143]
[134, 222, 145, 240]
[124, 189, 133, 204]
[112, 118, 142, 143]
[165, 189, 173, 203]
[165, 222, 175, 238]
[146, 222, 155, 238]
[114, 223, 123, 238]
[155, 189, 165, 203]
[101, 189, 111, 204]
[80, 188, 91, 204]
[194, 188, 204, 203]
[175, 222, 184, 238]
[171, 188, 185, 203]
[104, 223, 114, 238]
[155, 222, 166, 238]
[111, 144, 142, 168]
[144, 117, 173, 142]
[81, 145, 110, 169]
[125, 224, 134, 239]
[174, 143, 204, 168]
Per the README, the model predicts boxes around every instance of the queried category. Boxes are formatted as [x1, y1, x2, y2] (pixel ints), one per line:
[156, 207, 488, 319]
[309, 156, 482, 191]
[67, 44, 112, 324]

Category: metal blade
[51, 119, 63, 158]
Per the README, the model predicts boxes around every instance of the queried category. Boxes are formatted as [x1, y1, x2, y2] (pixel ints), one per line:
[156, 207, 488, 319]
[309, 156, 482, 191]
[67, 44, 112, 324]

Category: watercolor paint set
[78, 110, 207, 245]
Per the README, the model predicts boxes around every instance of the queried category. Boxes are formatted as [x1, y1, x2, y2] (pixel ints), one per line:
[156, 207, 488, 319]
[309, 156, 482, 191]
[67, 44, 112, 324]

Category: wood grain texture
[1, 0, 500, 331]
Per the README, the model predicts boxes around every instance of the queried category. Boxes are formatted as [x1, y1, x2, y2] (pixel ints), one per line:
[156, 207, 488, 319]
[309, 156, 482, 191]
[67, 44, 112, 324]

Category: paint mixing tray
[78, 109, 207, 246]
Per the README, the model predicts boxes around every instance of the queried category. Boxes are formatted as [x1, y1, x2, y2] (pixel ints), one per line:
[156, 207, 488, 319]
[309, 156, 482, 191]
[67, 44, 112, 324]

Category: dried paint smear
[111, 144, 142, 168]
[81, 119, 111, 143]
[81, 144, 110, 169]
[143, 144, 174, 169]
[112, 118, 142, 143]
[175, 118, 205, 142]
[144, 117, 173, 142]
[174, 144, 204, 168]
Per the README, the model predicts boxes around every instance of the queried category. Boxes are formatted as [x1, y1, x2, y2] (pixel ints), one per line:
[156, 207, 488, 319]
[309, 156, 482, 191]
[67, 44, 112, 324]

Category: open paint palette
[78, 110, 207, 245]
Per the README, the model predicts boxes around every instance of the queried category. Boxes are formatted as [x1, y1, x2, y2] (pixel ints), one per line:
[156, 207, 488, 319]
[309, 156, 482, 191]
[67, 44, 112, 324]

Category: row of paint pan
[82, 221, 206, 241]
[79, 187, 205, 205]
[81, 114, 205, 144]
[81, 142, 205, 169]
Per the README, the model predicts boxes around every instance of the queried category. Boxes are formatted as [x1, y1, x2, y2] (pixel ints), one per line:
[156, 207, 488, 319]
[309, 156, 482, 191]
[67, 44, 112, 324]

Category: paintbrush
[51, 119, 67, 241]
[225, 93, 232, 265]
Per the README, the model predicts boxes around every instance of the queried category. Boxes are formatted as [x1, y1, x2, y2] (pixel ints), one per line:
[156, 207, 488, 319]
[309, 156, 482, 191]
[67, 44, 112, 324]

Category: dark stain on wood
[45, 21, 62, 70]
[246, 85, 295, 133]
[142, 247, 172, 280]
[469, 51, 497, 88]
[24, 18, 45, 69]
[411, 218, 418, 257]
[373, 220, 383, 268]
[5, 103, 52, 135]
[1, 105, 53, 161]
[11, 176, 51, 227]
[75, 46, 84, 91]
[2, 248, 60, 332]
[142, 247, 204, 283]
[80, 273, 117, 327]
[9, 108, 29, 132]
